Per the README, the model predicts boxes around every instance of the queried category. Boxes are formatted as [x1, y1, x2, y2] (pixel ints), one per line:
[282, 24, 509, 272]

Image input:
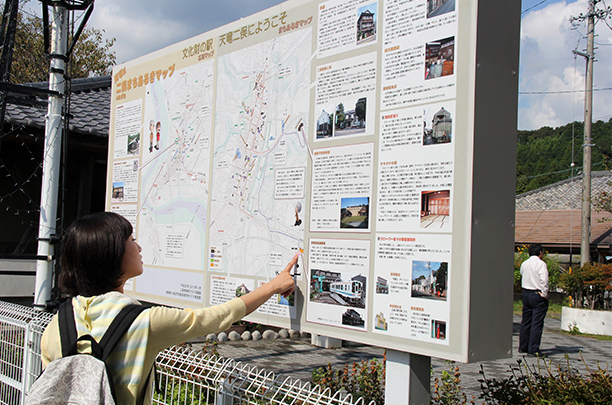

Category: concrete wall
[0, 259, 36, 298]
[561, 306, 612, 336]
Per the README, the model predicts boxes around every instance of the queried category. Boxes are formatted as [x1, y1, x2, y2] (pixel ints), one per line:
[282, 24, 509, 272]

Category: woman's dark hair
[58, 212, 133, 296]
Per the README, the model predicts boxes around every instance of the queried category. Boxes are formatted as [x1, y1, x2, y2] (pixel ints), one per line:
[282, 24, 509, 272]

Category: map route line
[137, 160, 167, 216]
[139, 139, 180, 170]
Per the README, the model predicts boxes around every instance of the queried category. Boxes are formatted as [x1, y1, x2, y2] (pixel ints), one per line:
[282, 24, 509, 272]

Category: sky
[23, 0, 612, 130]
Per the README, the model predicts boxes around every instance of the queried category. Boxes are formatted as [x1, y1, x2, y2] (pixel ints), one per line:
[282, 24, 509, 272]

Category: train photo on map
[329, 280, 363, 302]
[310, 269, 366, 308]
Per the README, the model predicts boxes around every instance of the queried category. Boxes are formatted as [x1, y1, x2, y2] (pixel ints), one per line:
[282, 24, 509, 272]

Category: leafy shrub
[479, 355, 612, 404]
[313, 353, 612, 405]
[559, 262, 612, 309]
[431, 361, 474, 405]
[568, 322, 581, 335]
[312, 354, 385, 405]
[514, 245, 561, 293]
[312, 357, 474, 405]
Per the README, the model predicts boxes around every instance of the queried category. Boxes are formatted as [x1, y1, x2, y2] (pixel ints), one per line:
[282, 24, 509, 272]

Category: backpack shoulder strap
[58, 299, 78, 357]
[98, 304, 149, 361]
[58, 300, 149, 361]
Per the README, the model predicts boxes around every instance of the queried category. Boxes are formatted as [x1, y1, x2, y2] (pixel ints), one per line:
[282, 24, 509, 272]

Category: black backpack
[26, 300, 149, 404]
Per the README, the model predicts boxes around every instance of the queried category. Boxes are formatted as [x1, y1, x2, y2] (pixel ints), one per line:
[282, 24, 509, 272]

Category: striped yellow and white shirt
[41, 291, 246, 405]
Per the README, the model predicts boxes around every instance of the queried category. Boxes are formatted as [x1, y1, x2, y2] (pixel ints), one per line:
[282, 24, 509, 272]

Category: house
[431, 107, 452, 142]
[514, 171, 612, 262]
[357, 10, 376, 40]
[316, 109, 332, 138]
[1, 76, 111, 254]
[1, 75, 112, 299]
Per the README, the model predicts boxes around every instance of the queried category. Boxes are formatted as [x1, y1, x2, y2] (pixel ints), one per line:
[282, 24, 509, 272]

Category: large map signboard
[106, 0, 520, 362]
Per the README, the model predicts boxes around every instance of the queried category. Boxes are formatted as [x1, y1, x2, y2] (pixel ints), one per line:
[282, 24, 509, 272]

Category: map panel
[209, 28, 313, 278]
[137, 60, 215, 271]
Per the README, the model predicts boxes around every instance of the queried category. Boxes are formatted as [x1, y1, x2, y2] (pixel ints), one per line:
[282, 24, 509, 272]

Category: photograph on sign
[427, 0, 455, 18]
[411, 260, 448, 301]
[423, 105, 452, 146]
[340, 197, 370, 229]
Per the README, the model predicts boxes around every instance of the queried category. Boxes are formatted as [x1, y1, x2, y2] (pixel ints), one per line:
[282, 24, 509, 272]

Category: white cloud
[87, 0, 286, 64]
[518, 0, 612, 129]
[88, 1, 201, 64]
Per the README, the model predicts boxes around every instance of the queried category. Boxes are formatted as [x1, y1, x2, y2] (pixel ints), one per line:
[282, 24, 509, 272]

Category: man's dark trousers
[519, 289, 548, 354]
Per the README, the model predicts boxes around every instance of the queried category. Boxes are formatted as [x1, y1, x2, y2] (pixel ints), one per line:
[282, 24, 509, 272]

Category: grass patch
[341, 215, 366, 224]
[513, 300, 564, 317]
[558, 329, 612, 341]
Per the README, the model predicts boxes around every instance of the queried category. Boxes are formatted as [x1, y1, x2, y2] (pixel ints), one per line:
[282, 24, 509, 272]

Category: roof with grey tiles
[515, 170, 611, 211]
[4, 75, 111, 138]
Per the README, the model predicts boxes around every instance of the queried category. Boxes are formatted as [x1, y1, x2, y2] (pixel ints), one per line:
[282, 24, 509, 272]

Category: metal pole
[580, 0, 595, 266]
[34, 4, 68, 308]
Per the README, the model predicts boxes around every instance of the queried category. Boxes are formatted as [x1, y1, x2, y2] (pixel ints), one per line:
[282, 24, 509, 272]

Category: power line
[520, 87, 612, 95]
[522, 0, 550, 15]
[517, 161, 606, 181]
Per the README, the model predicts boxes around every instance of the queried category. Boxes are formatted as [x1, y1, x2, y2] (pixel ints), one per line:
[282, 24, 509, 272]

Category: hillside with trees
[516, 119, 612, 194]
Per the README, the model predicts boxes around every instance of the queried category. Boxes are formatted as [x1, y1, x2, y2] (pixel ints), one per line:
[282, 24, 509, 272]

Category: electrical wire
[520, 87, 612, 94]
[522, 0, 551, 15]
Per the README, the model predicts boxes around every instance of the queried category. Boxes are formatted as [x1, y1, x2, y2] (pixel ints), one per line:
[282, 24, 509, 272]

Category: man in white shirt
[519, 243, 549, 356]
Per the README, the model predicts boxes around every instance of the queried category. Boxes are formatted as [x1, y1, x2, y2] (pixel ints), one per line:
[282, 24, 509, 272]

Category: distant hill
[516, 120, 612, 194]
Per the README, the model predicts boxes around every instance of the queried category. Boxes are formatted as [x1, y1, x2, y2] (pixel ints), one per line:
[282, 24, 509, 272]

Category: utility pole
[571, 0, 603, 266]
[580, 0, 595, 266]
[33, 3, 68, 308]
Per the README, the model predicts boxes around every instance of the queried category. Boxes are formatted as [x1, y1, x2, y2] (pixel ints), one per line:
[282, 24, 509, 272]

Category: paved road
[189, 314, 612, 403]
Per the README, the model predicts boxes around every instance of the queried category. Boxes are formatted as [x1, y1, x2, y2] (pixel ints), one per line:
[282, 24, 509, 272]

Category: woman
[41, 212, 296, 404]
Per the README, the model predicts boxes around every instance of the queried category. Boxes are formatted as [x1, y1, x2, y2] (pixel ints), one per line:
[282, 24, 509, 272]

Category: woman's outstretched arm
[240, 254, 298, 315]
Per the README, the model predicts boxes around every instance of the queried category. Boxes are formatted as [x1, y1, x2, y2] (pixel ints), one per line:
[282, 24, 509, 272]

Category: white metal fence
[0, 300, 369, 405]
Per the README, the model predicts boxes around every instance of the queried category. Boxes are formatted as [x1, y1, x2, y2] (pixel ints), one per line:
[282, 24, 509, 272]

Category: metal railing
[0, 301, 368, 405]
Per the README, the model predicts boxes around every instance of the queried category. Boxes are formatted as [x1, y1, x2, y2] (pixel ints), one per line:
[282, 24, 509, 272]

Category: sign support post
[385, 350, 431, 404]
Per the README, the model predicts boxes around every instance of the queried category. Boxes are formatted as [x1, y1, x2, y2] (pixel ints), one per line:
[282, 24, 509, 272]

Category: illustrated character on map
[149, 120, 155, 153]
[155, 121, 161, 150]
[294, 202, 302, 226]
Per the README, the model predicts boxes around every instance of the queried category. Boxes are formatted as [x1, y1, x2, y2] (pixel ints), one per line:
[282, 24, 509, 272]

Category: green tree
[436, 262, 448, 293]
[516, 119, 612, 194]
[514, 245, 561, 293]
[335, 102, 345, 129]
[7, 9, 115, 83]
[355, 97, 366, 122]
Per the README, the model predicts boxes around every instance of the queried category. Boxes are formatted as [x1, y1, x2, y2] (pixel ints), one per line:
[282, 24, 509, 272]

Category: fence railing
[0, 300, 368, 405]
